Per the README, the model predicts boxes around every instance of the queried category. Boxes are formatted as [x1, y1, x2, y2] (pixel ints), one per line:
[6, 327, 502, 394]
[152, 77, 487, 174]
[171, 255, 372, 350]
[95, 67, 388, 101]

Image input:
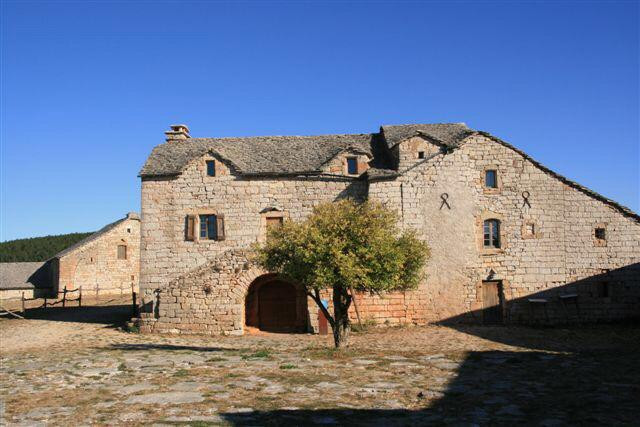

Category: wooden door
[258, 280, 297, 332]
[482, 281, 503, 324]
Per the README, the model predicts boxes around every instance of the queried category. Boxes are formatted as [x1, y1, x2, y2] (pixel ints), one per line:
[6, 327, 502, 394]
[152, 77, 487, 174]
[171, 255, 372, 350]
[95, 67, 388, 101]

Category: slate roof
[380, 123, 473, 148]
[139, 123, 638, 223]
[0, 262, 51, 290]
[54, 212, 140, 259]
[140, 134, 376, 178]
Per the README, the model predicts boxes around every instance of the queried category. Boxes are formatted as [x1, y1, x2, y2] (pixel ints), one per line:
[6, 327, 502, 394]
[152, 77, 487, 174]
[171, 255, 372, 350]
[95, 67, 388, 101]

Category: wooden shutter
[186, 215, 196, 241]
[216, 214, 225, 241]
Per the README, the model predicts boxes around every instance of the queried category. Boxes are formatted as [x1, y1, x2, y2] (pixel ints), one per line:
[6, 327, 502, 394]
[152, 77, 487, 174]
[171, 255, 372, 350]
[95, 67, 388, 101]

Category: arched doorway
[245, 275, 307, 332]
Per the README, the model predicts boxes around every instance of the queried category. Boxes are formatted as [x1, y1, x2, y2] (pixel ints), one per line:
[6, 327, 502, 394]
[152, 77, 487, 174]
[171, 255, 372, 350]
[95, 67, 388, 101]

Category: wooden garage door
[258, 280, 297, 332]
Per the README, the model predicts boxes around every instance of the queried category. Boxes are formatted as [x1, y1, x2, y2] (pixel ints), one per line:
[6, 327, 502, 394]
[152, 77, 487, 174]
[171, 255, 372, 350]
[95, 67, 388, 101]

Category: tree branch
[307, 290, 335, 328]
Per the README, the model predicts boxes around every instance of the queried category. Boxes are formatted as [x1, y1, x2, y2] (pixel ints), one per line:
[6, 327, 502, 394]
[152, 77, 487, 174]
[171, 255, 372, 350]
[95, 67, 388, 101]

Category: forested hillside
[0, 232, 94, 262]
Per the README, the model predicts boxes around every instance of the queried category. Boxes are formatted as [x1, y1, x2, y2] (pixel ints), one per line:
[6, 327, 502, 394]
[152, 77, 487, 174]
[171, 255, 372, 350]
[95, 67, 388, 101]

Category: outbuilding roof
[0, 262, 51, 290]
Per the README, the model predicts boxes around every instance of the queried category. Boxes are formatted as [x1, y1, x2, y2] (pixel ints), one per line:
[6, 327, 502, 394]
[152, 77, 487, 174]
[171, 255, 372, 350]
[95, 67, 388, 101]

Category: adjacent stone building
[52, 212, 141, 297]
[136, 124, 640, 335]
[1, 213, 141, 308]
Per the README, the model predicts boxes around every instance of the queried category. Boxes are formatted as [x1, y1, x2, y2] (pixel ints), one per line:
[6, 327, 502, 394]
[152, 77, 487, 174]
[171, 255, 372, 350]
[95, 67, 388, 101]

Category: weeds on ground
[351, 318, 377, 333]
[279, 364, 297, 370]
[174, 369, 190, 377]
[241, 349, 272, 360]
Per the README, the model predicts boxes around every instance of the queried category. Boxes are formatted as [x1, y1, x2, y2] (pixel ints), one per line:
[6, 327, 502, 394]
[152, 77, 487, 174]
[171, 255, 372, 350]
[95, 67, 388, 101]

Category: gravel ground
[1, 304, 638, 426]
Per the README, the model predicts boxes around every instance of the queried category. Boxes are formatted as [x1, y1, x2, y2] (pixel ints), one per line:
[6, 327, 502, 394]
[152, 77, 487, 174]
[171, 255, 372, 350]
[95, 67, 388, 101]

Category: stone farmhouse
[0, 212, 140, 308]
[135, 124, 640, 335]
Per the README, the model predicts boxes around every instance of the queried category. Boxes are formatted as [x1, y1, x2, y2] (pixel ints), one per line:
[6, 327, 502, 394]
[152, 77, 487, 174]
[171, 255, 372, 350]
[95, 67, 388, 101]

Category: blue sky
[1, 1, 638, 241]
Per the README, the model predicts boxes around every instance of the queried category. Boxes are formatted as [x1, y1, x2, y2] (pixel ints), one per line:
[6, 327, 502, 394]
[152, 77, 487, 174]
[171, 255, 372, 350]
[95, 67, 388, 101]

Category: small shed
[0, 261, 53, 304]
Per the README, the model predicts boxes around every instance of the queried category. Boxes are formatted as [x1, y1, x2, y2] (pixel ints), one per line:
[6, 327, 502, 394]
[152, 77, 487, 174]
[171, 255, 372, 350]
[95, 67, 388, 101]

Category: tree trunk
[332, 284, 352, 348]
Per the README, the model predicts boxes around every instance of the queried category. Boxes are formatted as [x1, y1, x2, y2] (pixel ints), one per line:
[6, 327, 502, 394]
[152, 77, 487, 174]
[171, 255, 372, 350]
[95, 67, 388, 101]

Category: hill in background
[0, 232, 94, 262]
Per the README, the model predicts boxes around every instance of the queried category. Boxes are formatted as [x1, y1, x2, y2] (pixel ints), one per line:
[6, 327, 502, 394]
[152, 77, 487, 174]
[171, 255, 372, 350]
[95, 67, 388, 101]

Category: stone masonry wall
[139, 135, 640, 334]
[364, 134, 640, 325]
[140, 152, 367, 305]
[57, 215, 141, 296]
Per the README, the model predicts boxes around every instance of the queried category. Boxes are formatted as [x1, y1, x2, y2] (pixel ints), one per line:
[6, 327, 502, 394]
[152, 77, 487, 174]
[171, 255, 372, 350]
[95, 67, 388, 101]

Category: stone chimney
[164, 124, 190, 141]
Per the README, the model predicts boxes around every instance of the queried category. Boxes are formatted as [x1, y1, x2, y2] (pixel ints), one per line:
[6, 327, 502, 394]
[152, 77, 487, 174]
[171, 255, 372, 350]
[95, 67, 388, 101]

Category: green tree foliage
[0, 232, 93, 262]
[255, 199, 430, 348]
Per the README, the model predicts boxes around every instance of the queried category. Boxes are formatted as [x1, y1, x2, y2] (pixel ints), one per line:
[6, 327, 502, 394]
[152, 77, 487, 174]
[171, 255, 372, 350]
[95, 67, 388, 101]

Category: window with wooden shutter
[186, 215, 196, 241]
[216, 215, 225, 241]
[117, 245, 127, 260]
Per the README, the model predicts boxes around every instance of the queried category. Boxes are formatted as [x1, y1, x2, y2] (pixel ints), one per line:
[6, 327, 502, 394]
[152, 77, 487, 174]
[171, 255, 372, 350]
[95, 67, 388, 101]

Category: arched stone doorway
[245, 274, 308, 333]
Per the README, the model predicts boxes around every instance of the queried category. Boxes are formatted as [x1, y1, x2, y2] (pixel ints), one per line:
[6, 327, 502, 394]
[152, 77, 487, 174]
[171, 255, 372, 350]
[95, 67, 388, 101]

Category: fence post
[21, 292, 25, 313]
[62, 286, 67, 308]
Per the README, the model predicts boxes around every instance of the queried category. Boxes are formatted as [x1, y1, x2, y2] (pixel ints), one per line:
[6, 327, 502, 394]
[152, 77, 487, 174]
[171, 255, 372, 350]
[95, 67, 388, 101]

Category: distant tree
[255, 200, 430, 348]
[0, 232, 93, 262]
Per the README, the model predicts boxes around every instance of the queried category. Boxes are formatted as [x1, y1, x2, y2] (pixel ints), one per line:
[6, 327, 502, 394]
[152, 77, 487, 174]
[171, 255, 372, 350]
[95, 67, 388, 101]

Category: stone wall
[139, 153, 367, 305]
[369, 134, 640, 325]
[139, 134, 640, 334]
[57, 214, 141, 296]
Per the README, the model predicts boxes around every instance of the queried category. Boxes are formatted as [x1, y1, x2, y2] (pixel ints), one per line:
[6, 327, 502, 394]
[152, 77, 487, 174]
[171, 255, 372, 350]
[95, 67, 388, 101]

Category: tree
[254, 199, 430, 348]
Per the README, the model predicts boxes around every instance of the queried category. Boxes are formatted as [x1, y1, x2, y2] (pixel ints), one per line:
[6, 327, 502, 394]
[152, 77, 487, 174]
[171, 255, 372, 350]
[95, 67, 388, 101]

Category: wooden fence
[21, 285, 82, 311]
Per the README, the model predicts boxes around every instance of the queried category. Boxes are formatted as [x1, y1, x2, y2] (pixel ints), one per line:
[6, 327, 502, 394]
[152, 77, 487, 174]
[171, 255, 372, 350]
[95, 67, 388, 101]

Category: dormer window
[346, 157, 358, 175]
[206, 160, 216, 177]
[485, 170, 498, 188]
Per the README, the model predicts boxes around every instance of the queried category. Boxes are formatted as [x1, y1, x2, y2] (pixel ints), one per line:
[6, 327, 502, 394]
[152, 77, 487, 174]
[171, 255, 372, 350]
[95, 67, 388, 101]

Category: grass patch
[206, 356, 227, 363]
[241, 349, 272, 360]
[122, 323, 140, 333]
[279, 364, 298, 370]
[173, 369, 190, 377]
[351, 318, 377, 333]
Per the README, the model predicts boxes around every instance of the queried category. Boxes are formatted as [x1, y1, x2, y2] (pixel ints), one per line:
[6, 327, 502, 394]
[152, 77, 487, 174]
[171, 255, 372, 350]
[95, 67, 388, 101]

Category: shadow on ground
[109, 343, 231, 352]
[22, 304, 132, 326]
[218, 347, 640, 425]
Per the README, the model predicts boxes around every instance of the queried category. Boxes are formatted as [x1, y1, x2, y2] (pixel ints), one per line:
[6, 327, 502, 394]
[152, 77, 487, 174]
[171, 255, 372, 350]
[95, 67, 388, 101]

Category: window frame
[199, 214, 218, 240]
[206, 160, 216, 177]
[593, 224, 607, 247]
[483, 219, 501, 249]
[346, 156, 358, 175]
[117, 244, 128, 260]
[485, 169, 498, 189]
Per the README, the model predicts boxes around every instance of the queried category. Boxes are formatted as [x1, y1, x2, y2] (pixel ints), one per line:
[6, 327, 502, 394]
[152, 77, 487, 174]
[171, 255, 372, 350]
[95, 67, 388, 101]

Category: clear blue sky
[1, 1, 638, 241]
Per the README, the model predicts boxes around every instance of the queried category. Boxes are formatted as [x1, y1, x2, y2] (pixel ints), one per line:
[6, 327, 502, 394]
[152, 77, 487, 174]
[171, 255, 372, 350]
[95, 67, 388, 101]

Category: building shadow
[217, 345, 639, 425]
[434, 263, 640, 350]
[22, 304, 133, 326]
[108, 343, 232, 352]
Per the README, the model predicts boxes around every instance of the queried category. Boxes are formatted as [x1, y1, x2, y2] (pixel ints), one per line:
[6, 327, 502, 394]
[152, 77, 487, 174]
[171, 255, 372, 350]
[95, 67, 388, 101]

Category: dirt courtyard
[0, 303, 638, 426]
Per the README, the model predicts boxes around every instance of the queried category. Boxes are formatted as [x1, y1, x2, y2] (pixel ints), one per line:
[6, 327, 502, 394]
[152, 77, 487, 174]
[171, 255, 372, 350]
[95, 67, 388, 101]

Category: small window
[417, 151, 425, 159]
[266, 216, 284, 230]
[198, 214, 225, 241]
[595, 227, 606, 241]
[127, 228, 131, 233]
[483, 219, 501, 248]
[200, 214, 218, 240]
[485, 170, 498, 188]
[131, 275, 135, 281]
[206, 160, 216, 177]
[346, 157, 358, 175]
[117, 245, 127, 260]
[525, 223, 535, 237]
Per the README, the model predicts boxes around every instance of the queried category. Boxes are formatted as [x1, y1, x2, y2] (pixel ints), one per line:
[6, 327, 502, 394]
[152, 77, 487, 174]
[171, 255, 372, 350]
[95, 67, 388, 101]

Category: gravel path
[1, 306, 638, 425]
